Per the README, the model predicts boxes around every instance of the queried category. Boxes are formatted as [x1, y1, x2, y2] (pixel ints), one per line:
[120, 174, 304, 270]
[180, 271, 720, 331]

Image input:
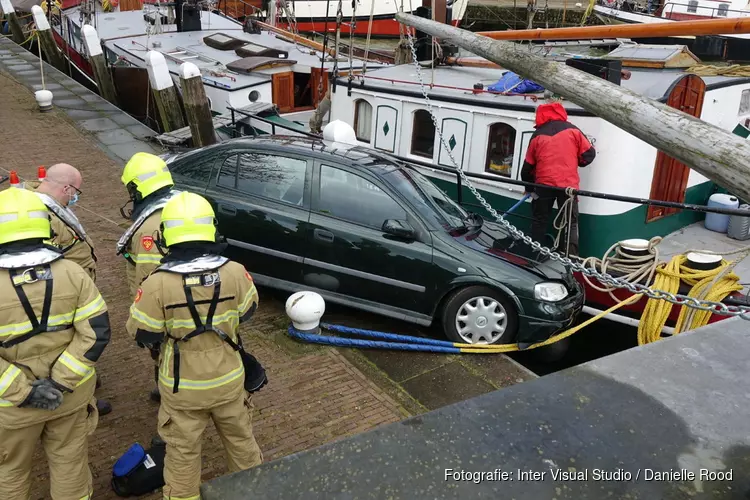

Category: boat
[219, 0, 470, 38]
[592, 0, 750, 59]
[47, 0, 388, 128]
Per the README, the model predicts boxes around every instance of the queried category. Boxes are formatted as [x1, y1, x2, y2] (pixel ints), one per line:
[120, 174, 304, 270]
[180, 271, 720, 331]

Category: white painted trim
[0, 0, 15, 14]
[146, 51, 174, 91]
[180, 62, 201, 80]
[81, 25, 103, 57]
[31, 6, 50, 31]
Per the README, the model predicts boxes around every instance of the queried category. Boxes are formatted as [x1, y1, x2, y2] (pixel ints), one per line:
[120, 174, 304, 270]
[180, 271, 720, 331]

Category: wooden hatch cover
[203, 33, 248, 51]
[235, 45, 290, 59]
[226, 57, 297, 73]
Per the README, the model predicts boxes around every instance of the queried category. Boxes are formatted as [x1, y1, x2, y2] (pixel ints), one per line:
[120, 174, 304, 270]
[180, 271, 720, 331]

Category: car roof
[208, 135, 405, 174]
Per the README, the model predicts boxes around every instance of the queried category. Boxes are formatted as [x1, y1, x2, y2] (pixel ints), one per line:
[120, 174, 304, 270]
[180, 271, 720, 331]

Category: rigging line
[362, 0, 375, 72]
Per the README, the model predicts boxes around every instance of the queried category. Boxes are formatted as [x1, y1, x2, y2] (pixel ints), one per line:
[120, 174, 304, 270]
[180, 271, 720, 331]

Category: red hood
[535, 102, 568, 128]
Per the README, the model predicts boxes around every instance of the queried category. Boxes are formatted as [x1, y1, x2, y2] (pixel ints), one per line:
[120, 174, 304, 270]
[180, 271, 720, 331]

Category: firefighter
[0, 187, 111, 500]
[125, 192, 263, 499]
[117, 152, 182, 403]
[33, 163, 112, 416]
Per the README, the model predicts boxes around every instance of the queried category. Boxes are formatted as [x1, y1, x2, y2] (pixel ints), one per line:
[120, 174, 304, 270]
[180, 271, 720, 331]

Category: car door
[203, 148, 312, 285]
[303, 162, 435, 315]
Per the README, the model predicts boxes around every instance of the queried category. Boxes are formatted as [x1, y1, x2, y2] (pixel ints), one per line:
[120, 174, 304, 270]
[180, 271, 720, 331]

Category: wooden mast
[394, 12, 750, 202]
[477, 17, 750, 40]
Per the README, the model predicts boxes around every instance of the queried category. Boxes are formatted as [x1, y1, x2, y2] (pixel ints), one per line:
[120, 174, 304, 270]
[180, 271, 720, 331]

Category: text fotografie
[444, 468, 733, 482]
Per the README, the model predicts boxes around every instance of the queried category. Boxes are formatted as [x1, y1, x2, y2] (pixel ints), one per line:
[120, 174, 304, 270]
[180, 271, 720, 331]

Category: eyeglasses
[67, 185, 82, 196]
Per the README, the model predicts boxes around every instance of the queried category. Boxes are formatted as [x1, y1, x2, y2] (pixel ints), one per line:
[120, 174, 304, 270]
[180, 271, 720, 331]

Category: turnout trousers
[0, 402, 98, 500]
[158, 394, 263, 500]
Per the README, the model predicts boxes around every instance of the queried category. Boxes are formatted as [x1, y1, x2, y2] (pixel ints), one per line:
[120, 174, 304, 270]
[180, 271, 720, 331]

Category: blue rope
[506, 193, 531, 215]
[288, 327, 461, 353]
[321, 323, 457, 347]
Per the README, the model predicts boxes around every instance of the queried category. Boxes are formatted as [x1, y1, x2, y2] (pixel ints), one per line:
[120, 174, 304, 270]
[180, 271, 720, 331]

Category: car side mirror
[382, 219, 416, 239]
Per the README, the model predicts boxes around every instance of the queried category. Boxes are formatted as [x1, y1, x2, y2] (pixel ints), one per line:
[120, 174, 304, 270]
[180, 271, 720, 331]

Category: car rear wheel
[440, 286, 518, 345]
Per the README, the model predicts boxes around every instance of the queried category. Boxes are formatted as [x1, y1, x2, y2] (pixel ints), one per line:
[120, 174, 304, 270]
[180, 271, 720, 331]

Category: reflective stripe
[163, 494, 201, 500]
[0, 399, 13, 407]
[0, 365, 21, 398]
[0, 214, 17, 222]
[130, 305, 166, 331]
[28, 210, 48, 218]
[0, 311, 74, 338]
[159, 344, 243, 390]
[58, 351, 95, 386]
[168, 310, 239, 330]
[74, 295, 106, 323]
[132, 254, 163, 264]
[238, 286, 257, 315]
[77, 491, 93, 500]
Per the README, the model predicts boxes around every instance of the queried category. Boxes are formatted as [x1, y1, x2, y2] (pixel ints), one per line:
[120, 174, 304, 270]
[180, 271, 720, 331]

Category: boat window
[354, 99, 373, 143]
[232, 153, 307, 206]
[410, 109, 436, 159]
[740, 89, 750, 115]
[485, 123, 517, 177]
[717, 3, 729, 15]
[318, 165, 406, 229]
[687, 0, 698, 13]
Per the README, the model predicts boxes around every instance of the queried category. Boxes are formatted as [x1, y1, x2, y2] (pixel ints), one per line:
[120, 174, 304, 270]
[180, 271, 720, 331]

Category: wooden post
[31, 6, 66, 73]
[1, 0, 27, 45]
[81, 25, 118, 105]
[395, 12, 750, 202]
[179, 62, 216, 147]
[146, 51, 186, 132]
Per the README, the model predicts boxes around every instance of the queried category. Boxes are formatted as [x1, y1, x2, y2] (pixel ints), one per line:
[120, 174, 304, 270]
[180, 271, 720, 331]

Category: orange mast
[477, 17, 750, 40]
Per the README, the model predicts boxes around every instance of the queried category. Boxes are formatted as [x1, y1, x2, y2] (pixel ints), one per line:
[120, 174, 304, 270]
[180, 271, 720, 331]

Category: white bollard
[285, 291, 326, 332]
[30, 5, 49, 30]
[81, 24, 103, 57]
[322, 120, 358, 145]
[146, 50, 175, 91]
[35, 90, 53, 112]
[0, 0, 15, 15]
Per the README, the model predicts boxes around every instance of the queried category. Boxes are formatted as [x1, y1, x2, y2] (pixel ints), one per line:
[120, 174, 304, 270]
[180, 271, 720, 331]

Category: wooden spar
[254, 20, 394, 63]
[477, 17, 750, 40]
[394, 12, 750, 202]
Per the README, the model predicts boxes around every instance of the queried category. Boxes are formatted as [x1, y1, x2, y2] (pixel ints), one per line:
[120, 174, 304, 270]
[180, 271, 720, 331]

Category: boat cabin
[329, 47, 750, 257]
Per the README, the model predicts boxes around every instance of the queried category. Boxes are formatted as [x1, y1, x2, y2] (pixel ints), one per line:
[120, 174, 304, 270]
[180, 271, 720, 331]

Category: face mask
[68, 192, 79, 207]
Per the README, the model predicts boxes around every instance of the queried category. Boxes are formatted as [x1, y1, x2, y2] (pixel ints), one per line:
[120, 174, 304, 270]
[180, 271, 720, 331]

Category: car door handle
[218, 204, 237, 215]
[314, 229, 334, 242]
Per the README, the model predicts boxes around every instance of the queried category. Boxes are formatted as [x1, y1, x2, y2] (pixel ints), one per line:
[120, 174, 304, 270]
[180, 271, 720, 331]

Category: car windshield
[381, 165, 469, 230]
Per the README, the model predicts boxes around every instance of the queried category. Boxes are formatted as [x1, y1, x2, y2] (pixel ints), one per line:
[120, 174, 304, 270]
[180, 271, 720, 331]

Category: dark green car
[164, 136, 583, 346]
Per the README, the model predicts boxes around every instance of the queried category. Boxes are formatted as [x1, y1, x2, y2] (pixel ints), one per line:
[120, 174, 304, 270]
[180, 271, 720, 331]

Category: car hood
[451, 220, 573, 283]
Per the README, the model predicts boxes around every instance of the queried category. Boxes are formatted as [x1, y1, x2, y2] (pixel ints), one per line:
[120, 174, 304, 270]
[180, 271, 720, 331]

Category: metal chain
[403, 30, 750, 319]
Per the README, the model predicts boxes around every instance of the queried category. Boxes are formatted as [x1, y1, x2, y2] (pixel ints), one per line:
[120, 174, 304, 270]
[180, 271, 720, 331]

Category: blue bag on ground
[487, 72, 545, 94]
[111, 440, 166, 497]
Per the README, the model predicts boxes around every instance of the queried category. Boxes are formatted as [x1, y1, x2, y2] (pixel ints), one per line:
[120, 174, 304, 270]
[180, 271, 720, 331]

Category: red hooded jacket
[521, 102, 595, 191]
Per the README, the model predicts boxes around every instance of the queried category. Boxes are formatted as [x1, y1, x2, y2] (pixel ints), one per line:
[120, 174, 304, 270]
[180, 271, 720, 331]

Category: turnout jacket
[117, 190, 182, 298]
[125, 256, 259, 411]
[0, 247, 110, 429]
[521, 102, 596, 191]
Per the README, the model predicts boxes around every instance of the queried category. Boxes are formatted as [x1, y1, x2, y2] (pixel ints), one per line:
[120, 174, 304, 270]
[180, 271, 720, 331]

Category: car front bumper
[516, 282, 585, 346]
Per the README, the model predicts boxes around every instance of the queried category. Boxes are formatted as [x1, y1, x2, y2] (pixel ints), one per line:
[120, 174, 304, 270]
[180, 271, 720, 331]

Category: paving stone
[359, 349, 453, 383]
[96, 129, 136, 146]
[111, 113, 141, 126]
[81, 94, 104, 102]
[62, 109, 103, 120]
[55, 97, 87, 107]
[31, 83, 64, 91]
[108, 141, 162, 160]
[400, 361, 496, 410]
[78, 117, 119, 132]
[8, 64, 34, 71]
[125, 123, 158, 140]
[15, 69, 41, 76]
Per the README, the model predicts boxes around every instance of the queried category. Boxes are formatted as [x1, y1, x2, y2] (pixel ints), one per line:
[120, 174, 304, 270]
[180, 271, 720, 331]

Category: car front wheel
[440, 286, 519, 345]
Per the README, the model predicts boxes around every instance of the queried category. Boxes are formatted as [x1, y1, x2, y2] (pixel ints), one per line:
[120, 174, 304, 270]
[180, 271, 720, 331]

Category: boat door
[646, 74, 706, 222]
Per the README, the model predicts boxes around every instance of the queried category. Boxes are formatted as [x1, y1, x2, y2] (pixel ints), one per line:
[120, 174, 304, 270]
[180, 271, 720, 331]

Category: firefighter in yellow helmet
[117, 152, 181, 403]
[125, 192, 264, 499]
[0, 187, 111, 500]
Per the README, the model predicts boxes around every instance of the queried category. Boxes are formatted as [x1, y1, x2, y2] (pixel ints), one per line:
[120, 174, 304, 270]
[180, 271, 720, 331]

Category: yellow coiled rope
[686, 64, 750, 78]
[637, 255, 743, 345]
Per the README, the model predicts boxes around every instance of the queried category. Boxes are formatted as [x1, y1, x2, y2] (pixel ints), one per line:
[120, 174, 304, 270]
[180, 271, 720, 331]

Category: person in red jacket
[521, 102, 596, 256]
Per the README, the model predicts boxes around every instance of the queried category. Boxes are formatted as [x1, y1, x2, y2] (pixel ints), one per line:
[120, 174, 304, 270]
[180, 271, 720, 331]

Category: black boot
[96, 399, 112, 416]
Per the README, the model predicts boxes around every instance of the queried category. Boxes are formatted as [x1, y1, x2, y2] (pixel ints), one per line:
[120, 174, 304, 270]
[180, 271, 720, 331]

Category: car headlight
[534, 282, 569, 302]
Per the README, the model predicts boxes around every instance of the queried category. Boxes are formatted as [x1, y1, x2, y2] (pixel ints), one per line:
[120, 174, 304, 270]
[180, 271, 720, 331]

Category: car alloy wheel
[455, 295, 508, 344]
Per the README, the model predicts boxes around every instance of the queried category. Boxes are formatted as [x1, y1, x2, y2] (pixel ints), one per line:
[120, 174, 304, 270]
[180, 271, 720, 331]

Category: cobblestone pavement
[0, 70, 408, 500]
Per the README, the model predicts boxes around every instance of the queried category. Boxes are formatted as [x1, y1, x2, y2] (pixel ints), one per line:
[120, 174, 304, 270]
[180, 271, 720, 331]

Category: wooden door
[272, 72, 295, 113]
[310, 67, 329, 108]
[646, 75, 706, 222]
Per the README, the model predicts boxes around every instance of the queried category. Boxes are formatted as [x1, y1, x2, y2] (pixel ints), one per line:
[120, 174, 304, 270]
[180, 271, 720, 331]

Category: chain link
[403, 29, 750, 320]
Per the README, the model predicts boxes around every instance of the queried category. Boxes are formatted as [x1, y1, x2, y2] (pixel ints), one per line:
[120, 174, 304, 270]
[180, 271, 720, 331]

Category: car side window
[170, 154, 216, 184]
[318, 165, 407, 229]
[234, 153, 307, 206]
[217, 155, 238, 188]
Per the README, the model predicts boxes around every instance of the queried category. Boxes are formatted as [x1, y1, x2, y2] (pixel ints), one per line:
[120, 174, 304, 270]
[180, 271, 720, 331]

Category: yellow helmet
[121, 152, 174, 201]
[161, 192, 217, 247]
[0, 187, 51, 245]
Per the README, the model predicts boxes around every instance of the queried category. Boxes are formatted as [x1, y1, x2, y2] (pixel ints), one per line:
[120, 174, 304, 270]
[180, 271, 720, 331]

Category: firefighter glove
[21, 378, 64, 411]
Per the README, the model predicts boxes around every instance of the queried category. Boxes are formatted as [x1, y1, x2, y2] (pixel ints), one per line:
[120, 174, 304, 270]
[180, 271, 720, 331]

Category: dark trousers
[531, 188, 580, 256]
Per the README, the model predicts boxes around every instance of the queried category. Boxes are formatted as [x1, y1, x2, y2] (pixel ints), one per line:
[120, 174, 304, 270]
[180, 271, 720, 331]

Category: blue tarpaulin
[487, 72, 545, 94]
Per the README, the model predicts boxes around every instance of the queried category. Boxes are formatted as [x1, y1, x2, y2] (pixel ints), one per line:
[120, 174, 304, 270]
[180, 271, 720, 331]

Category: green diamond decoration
[448, 134, 457, 150]
[382, 121, 390, 136]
